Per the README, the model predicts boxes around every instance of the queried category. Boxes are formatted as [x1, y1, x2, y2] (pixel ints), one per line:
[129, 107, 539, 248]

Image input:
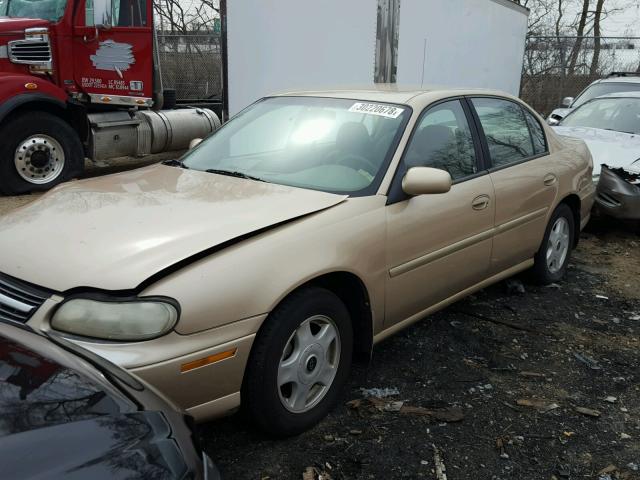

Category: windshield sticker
[349, 102, 404, 119]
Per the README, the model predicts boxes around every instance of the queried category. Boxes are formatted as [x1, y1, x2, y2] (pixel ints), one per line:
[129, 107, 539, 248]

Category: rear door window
[471, 98, 535, 168]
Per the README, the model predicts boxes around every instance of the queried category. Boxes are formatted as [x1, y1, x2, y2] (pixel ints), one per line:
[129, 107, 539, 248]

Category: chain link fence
[520, 36, 640, 116]
[157, 32, 222, 101]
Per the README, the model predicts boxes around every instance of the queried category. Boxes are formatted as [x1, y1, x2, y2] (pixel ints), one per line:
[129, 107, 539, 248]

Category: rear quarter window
[523, 109, 547, 155]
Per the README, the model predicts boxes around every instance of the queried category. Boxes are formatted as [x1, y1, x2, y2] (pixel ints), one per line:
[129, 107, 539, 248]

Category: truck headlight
[51, 298, 179, 341]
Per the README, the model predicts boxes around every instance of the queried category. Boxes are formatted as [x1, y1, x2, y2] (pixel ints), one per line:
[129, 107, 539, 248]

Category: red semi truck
[0, 0, 221, 194]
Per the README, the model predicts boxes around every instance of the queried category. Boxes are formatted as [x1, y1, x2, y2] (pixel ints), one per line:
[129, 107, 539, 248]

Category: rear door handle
[472, 194, 490, 210]
[544, 174, 557, 186]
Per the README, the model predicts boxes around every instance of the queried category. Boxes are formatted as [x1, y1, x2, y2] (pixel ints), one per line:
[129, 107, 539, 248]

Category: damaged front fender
[595, 165, 640, 220]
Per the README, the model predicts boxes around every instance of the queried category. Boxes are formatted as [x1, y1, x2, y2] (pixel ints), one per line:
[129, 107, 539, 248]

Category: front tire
[530, 203, 575, 284]
[242, 287, 353, 437]
[0, 112, 84, 195]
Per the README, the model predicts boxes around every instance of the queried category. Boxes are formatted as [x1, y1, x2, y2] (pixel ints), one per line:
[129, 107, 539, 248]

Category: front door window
[402, 100, 477, 181]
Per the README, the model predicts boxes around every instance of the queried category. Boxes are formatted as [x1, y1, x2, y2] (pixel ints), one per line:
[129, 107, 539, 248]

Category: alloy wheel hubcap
[277, 315, 341, 413]
[14, 135, 65, 184]
[546, 217, 570, 274]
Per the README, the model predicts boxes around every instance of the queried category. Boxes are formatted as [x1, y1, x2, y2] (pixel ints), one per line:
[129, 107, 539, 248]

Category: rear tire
[242, 287, 353, 437]
[0, 112, 84, 195]
[530, 203, 575, 284]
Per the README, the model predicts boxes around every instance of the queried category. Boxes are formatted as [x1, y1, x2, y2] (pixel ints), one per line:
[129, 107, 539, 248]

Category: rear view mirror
[402, 167, 452, 196]
[561, 97, 574, 108]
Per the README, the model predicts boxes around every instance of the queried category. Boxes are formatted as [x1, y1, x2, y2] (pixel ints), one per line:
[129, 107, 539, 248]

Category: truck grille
[0, 274, 49, 323]
[8, 39, 52, 65]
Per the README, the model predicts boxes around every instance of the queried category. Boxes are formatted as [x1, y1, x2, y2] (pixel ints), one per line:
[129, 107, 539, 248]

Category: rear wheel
[0, 112, 84, 195]
[530, 203, 575, 284]
[242, 287, 353, 437]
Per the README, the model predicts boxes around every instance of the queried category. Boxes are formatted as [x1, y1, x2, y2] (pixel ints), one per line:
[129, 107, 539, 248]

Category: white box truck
[223, 0, 529, 116]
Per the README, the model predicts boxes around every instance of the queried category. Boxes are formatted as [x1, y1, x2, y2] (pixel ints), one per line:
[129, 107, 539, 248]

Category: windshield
[182, 96, 411, 195]
[0, 0, 67, 21]
[560, 97, 640, 134]
[572, 82, 640, 108]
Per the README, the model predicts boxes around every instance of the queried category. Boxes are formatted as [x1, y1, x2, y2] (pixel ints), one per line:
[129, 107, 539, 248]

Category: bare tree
[154, 0, 219, 32]
[567, 0, 591, 74]
[589, 0, 606, 75]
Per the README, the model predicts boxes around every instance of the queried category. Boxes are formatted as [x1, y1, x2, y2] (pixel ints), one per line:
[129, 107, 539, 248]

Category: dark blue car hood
[0, 332, 190, 479]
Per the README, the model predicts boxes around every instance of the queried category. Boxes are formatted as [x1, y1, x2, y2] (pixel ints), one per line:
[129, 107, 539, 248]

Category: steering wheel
[336, 153, 379, 175]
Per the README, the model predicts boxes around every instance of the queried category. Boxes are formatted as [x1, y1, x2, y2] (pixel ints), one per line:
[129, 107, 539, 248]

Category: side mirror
[189, 138, 203, 149]
[561, 97, 574, 108]
[402, 167, 452, 196]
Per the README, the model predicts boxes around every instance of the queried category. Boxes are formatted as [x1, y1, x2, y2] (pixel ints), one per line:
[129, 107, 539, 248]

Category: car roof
[597, 91, 640, 99]
[597, 76, 640, 84]
[272, 85, 519, 109]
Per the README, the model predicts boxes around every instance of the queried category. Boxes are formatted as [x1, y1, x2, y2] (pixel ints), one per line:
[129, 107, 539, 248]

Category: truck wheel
[242, 287, 353, 437]
[0, 112, 84, 195]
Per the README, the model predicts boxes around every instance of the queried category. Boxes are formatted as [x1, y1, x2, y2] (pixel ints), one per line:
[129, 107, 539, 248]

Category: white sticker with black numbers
[348, 102, 404, 118]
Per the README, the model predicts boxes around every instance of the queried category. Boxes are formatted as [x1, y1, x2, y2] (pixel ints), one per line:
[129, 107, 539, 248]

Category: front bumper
[25, 297, 264, 422]
[595, 165, 640, 220]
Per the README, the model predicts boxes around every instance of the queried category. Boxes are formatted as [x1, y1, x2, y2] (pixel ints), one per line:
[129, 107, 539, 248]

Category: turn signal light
[24, 83, 38, 90]
[180, 348, 237, 373]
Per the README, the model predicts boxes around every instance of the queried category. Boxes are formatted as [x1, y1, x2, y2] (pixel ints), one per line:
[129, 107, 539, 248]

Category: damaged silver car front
[596, 165, 640, 220]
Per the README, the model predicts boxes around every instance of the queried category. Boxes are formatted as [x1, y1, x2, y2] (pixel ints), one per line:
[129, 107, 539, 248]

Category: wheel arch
[0, 94, 88, 143]
[258, 271, 374, 364]
[558, 193, 581, 247]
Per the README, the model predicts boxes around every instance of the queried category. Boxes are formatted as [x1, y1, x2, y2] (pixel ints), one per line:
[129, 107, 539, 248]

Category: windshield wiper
[205, 168, 266, 182]
[162, 158, 189, 169]
[603, 128, 636, 135]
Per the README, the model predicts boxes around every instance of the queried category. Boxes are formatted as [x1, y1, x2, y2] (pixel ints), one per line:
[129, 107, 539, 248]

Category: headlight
[51, 298, 179, 341]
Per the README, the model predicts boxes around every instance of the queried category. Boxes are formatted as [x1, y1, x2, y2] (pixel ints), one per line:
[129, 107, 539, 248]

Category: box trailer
[225, 0, 529, 115]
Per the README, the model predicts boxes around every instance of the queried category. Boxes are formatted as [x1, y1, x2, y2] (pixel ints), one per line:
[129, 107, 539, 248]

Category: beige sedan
[0, 88, 595, 436]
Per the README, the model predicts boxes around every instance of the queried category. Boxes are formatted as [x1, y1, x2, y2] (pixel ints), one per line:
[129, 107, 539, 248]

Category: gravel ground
[1, 169, 638, 480]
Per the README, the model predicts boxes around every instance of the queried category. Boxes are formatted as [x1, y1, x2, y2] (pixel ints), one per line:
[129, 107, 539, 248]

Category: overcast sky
[605, 1, 640, 36]
[564, 0, 640, 37]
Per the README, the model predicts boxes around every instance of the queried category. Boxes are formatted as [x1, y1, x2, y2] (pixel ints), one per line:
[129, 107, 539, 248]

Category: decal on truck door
[90, 40, 136, 77]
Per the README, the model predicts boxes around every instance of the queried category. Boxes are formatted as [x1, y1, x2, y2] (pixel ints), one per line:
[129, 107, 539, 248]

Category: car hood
[0, 164, 347, 291]
[0, 17, 49, 33]
[552, 126, 640, 176]
[0, 413, 191, 480]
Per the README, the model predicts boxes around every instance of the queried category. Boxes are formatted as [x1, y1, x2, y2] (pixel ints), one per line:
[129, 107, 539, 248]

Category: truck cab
[0, 0, 219, 194]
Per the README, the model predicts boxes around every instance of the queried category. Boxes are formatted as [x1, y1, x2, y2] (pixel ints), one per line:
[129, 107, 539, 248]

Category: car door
[385, 99, 495, 327]
[72, 0, 154, 106]
[469, 97, 559, 274]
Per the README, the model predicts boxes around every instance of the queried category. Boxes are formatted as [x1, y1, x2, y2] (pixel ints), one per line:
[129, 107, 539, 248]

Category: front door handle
[472, 194, 490, 210]
[543, 174, 557, 186]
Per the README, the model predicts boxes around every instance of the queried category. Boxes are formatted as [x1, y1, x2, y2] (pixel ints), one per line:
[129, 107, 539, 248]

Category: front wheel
[242, 287, 353, 437]
[530, 203, 575, 284]
[0, 112, 84, 195]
